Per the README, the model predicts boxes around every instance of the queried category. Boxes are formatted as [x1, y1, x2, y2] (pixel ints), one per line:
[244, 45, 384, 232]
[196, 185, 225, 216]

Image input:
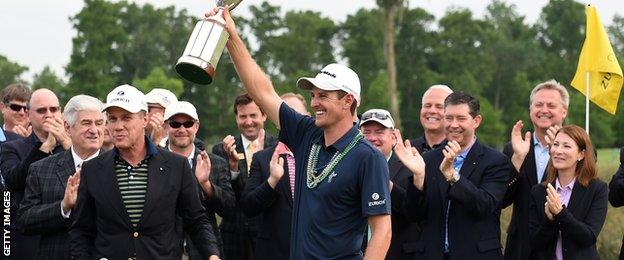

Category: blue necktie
[444, 155, 465, 253]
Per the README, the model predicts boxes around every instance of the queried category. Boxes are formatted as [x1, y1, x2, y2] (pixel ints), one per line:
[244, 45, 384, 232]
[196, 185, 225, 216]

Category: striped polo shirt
[113, 136, 159, 228]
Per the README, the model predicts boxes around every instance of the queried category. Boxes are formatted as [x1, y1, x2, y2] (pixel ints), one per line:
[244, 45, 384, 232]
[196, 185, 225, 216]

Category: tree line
[2, 0, 624, 148]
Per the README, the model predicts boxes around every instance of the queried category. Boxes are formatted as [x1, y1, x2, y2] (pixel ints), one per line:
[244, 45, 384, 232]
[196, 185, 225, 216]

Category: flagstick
[585, 71, 590, 134]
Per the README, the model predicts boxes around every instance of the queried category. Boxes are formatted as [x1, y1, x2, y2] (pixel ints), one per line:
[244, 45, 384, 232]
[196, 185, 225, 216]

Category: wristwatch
[447, 170, 460, 185]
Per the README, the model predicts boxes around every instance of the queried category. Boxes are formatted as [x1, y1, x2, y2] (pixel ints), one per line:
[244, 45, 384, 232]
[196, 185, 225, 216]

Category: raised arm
[206, 7, 282, 127]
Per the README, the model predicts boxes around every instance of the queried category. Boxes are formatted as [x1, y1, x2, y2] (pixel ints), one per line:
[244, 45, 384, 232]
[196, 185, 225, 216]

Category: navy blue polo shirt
[279, 103, 391, 259]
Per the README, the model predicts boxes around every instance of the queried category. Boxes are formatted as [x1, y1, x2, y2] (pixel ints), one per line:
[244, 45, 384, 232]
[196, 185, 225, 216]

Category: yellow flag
[570, 5, 623, 115]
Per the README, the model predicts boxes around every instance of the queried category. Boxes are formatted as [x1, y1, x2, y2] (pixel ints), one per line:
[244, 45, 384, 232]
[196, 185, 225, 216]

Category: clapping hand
[393, 129, 425, 190]
[510, 120, 531, 172]
[267, 148, 284, 189]
[222, 135, 240, 171]
[440, 141, 461, 182]
[546, 183, 563, 216]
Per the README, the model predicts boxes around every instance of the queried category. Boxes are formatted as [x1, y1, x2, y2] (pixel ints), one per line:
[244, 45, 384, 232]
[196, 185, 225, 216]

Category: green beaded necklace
[306, 133, 364, 189]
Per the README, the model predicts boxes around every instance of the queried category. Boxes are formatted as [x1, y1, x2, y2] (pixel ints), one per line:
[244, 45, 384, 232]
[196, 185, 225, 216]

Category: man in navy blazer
[609, 147, 624, 259]
[240, 93, 308, 260]
[69, 85, 219, 259]
[402, 92, 510, 260]
[0, 88, 68, 259]
[211, 93, 277, 260]
[503, 80, 569, 260]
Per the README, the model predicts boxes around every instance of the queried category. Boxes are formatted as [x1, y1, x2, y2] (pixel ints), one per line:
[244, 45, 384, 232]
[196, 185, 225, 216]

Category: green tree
[377, 0, 406, 128]
[32, 66, 68, 104]
[66, 0, 126, 100]
[394, 7, 438, 138]
[0, 55, 28, 87]
[359, 70, 390, 112]
[133, 67, 184, 97]
[482, 1, 543, 133]
[340, 8, 385, 98]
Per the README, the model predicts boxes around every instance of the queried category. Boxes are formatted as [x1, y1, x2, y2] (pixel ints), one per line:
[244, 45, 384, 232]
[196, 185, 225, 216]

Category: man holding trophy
[192, 4, 392, 260]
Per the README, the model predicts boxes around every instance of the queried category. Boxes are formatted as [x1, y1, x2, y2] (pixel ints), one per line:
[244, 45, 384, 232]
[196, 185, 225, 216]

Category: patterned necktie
[246, 141, 258, 172]
[286, 154, 296, 198]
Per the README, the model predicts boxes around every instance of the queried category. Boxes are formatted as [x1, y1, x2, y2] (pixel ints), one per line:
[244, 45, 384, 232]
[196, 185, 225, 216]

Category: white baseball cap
[103, 84, 148, 113]
[164, 101, 199, 121]
[359, 109, 395, 129]
[297, 63, 361, 107]
[145, 88, 178, 108]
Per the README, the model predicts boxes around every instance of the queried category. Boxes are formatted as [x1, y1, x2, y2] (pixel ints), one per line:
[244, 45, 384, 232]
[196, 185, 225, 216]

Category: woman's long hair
[542, 125, 597, 187]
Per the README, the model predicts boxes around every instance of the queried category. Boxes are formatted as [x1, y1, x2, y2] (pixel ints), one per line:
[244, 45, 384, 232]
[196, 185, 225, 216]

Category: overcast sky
[1, 0, 621, 82]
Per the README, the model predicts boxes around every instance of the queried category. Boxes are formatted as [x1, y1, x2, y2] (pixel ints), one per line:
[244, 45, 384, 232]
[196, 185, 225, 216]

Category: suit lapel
[525, 136, 540, 185]
[566, 181, 587, 214]
[55, 150, 76, 189]
[98, 152, 132, 227]
[459, 140, 484, 180]
[140, 151, 169, 224]
[431, 150, 449, 204]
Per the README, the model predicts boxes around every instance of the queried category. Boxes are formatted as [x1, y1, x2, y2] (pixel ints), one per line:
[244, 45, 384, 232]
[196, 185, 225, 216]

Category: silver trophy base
[175, 56, 216, 85]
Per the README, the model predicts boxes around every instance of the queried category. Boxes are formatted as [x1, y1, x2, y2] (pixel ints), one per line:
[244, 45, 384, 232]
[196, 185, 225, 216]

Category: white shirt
[61, 147, 100, 218]
[168, 143, 196, 168]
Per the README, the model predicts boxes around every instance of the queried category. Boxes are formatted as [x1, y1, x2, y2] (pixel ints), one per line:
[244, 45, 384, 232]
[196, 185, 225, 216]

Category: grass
[500, 148, 622, 258]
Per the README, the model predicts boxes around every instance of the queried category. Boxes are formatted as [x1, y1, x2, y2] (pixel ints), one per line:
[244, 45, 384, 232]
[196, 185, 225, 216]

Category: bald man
[0, 88, 69, 259]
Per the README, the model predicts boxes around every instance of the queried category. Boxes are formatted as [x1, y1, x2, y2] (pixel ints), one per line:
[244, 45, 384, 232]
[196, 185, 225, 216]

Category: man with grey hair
[502, 79, 569, 260]
[410, 84, 453, 154]
[18, 94, 105, 259]
[70, 84, 219, 259]
[0, 88, 68, 259]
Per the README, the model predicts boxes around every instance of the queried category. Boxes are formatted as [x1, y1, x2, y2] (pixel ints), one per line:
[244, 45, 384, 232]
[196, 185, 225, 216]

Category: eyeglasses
[34, 106, 60, 114]
[168, 121, 195, 129]
[6, 103, 28, 112]
[361, 111, 390, 121]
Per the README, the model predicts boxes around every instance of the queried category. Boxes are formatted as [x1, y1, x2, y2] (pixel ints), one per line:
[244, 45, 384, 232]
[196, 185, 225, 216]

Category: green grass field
[500, 148, 622, 258]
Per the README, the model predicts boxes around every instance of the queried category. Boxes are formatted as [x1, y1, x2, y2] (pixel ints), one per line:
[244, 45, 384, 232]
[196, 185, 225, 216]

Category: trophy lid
[217, 0, 243, 11]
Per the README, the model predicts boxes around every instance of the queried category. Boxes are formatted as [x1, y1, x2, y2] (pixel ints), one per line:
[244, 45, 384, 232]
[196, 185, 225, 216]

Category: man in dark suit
[502, 80, 569, 260]
[164, 100, 235, 258]
[18, 95, 106, 259]
[608, 147, 624, 258]
[358, 108, 421, 260]
[410, 84, 452, 154]
[240, 92, 308, 260]
[0, 88, 68, 259]
[69, 84, 219, 259]
[212, 93, 276, 260]
[0, 83, 32, 138]
[402, 92, 510, 260]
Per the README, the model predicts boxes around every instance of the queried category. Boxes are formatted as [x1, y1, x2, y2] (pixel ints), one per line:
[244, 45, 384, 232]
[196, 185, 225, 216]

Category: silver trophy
[175, 0, 242, 85]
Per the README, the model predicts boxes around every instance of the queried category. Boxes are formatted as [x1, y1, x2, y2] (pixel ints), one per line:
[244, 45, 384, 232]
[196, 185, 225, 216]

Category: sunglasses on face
[168, 121, 195, 129]
[361, 112, 390, 121]
[6, 103, 28, 112]
[33, 106, 60, 115]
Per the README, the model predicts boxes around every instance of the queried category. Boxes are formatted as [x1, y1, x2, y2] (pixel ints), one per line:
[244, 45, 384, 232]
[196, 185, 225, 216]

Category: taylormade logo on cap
[296, 63, 362, 107]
